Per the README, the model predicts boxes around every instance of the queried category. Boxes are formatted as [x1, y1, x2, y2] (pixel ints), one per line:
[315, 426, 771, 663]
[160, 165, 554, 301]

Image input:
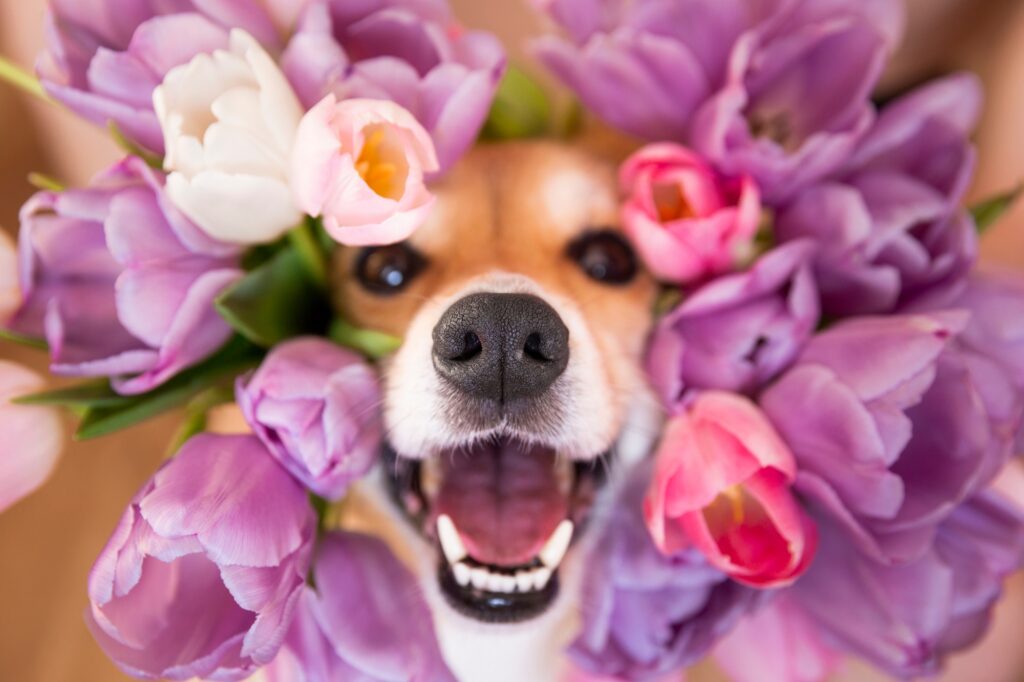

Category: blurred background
[2, 0, 1024, 680]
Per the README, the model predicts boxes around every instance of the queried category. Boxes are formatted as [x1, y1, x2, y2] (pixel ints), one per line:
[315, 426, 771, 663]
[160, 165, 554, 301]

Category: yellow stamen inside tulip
[653, 182, 695, 222]
[356, 127, 403, 200]
[723, 485, 746, 524]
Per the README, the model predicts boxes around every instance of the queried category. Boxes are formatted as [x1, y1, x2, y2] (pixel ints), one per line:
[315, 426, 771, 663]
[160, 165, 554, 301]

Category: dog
[329, 139, 664, 682]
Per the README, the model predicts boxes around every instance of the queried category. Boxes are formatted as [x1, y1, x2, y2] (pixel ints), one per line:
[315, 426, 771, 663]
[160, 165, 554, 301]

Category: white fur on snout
[383, 272, 622, 459]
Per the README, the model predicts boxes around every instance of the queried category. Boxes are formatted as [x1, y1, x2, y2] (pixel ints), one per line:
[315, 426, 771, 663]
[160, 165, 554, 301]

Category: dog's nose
[432, 293, 570, 403]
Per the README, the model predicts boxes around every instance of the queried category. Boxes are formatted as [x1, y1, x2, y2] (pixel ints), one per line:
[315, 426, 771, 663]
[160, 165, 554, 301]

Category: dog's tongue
[433, 439, 568, 567]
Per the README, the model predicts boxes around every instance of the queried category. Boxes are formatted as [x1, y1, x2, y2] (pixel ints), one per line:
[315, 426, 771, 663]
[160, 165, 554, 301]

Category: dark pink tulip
[620, 143, 761, 285]
[644, 391, 817, 588]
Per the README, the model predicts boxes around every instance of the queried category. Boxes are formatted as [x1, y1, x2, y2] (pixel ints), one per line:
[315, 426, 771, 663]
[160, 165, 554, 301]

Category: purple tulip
[761, 312, 1018, 565]
[86, 434, 316, 681]
[791, 490, 1024, 677]
[690, 0, 904, 202]
[281, 0, 506, 172]
[9, 157, 241, 395]
[265, 532, 456, 682]
[38, 0, 295, 153]
[569, 464, 760, 680]
[237, 337, 383, 500]
[932, 268, 1024, 392]
[906, 268, 1024, 450]
[533, 0, 778, 141]
[646, 241, 820, 410]
[776, 74, 982, 316]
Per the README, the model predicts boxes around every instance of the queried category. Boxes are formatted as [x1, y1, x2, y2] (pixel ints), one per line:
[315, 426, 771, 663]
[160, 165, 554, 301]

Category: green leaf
[481, 65, 552, 140]
[14, 380, 128, 409]
[0, 55, 49, 102]
[329, 318, 402, 359]
[288, 217, 330, 290]
[971, 184, 1023, 235]
[165, 409, 208, 457]
[75, 336, 261, 440]
[0, 327, 48, 351]
[163, 386, 233, 455]
[216, 247, 332, 348]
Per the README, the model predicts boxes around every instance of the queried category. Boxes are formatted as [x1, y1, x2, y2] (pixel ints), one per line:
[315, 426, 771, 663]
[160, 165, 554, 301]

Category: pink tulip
[644, 391, 816, 587]
[291, 96, 440, 246]
[621, 143, 761, 284]
[0, 361, 64, 512]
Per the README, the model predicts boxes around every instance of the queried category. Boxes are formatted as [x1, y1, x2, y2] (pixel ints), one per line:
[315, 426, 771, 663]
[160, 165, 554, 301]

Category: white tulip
[154, 29, 305, 244]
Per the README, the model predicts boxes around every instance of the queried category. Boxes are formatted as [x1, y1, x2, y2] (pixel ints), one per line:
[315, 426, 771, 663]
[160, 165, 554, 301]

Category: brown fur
[332, 139, 657, 382]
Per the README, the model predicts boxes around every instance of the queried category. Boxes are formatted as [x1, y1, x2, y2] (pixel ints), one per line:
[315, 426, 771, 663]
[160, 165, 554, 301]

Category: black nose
[432, 293, 570, 404]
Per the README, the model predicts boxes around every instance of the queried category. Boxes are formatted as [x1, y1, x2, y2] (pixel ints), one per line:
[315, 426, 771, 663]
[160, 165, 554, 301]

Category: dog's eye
[567, 230, 638, 285]
[354, 244, 426, 294]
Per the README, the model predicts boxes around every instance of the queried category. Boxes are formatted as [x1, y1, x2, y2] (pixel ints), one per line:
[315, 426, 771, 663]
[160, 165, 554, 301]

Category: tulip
[620, 143, 761, 284]
[644, 392, 817, 587]
[87, 434, 316, 681]
[791, 491, 1024, 677]
[645, 241, 819, 407]
[533, 0, 770, 141]
[943, 269, 1024, 450]
[572, 463, 761, 680]
[290, 96, 439, 246]
[776, 74, 982, 315]
[281, 0, 505, 172]
[265, 532, 456, 682]
[934, 268, 1024, 395]
[762, 312, 1017, 564]
[0, 361, 64, 512]
[9, 157, 241, 395]
[155, 29, 306, 245]
[690, 0, 904, 202]
[237, 337, 383, 500]
[38, 0, 298, 153]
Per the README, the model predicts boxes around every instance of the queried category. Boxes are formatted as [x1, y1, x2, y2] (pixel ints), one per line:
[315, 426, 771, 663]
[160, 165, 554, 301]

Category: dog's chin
[382, 433, 611, 625]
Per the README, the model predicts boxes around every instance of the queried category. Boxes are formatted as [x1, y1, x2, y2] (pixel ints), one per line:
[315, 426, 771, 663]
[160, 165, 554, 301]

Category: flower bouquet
[1, 0, 1024, 681]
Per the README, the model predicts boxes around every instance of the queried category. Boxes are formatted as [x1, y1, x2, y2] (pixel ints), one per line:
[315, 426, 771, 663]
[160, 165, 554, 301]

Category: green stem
[28, 172, 66, 192]
[0, 56, 49, 102]
[108, 122, 163, 169]
[289, 217, 330, 290]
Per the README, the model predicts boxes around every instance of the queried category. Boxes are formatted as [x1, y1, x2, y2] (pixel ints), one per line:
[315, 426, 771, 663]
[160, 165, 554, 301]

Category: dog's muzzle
[382, 292, 611, 623]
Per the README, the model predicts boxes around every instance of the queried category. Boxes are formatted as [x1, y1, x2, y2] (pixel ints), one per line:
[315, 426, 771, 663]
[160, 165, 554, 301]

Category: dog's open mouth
[384, 436, 608, 623]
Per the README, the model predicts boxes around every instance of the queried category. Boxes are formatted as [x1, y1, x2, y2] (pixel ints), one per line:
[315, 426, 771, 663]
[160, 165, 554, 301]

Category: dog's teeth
[436, 514, 467, 564]
[485, 572, 505, 593]
[499, 575, 517, 593]
[515, 571, 534, 592]
[470, 567, 489, 590]
[533, 567, 552, 590]
[453, 562, 471, 588]
[539, 520, 574, 568]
